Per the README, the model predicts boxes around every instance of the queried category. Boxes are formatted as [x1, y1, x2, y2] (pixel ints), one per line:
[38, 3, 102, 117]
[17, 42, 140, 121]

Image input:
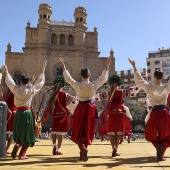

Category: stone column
[0, 101, 7, 157]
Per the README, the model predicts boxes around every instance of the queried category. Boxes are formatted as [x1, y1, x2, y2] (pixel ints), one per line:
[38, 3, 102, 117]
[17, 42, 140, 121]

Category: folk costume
[51, 76, 76, 155]
[2, 87, 17, 154]
[97, 75, 140, 157]
[63, 67, 108, 161]
[120, 105, 133, 144]
[5, 72, 45, 159]
[134, 69, 170, 161]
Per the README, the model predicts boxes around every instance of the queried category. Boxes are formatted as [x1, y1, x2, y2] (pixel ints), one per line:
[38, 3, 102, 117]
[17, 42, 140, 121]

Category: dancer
[129, 58, 170, 161]
[97, 75, 140, 157]
[60, 56, 111, 161]
[4, 61, 47, 159]
[122, 101, 133, 144]
[2, 85, 17, 154]
[50, 76, 76, 155]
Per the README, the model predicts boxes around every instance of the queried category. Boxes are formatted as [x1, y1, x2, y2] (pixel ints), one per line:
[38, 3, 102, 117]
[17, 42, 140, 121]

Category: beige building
[147, 47, 170, 83]
[1, 3, 115, 110]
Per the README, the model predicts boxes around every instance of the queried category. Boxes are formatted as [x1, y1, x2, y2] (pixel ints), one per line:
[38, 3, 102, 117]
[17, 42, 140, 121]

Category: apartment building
[147, 47, 170, 83]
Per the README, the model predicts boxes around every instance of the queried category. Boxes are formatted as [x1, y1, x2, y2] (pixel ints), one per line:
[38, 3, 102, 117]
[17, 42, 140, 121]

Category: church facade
[1, 3, 115, 110]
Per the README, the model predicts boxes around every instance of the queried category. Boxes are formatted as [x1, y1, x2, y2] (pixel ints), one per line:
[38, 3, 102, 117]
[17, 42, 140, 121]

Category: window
[147, 62, 150, 66]
[68, 35, 74, 46]
[147, 70, 151, 73]
[148, 77, 151, 81]
[55, 66, 63, 76]
[80, 17, 83, 21]
[154, 61, 160, 66]
[51, 33, 57, 45]
[14, 70, 22, 85]
[43, 14, 46, 18]
[162, 60, 170, 67]
[60, 34, 65, 45]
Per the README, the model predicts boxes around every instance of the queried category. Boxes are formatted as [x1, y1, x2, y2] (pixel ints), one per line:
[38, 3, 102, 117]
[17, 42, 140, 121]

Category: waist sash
[110, 108, 125, 114]
[153, 105, 168, 110]
[17, 107, 31, 111]
[79, 100, 93, 103]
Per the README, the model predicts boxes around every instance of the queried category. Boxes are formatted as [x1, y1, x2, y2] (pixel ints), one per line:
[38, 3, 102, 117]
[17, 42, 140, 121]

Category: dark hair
[20, 74, 29, 85]
[81, 68, 90, 79]
[154, 69, 163, 80]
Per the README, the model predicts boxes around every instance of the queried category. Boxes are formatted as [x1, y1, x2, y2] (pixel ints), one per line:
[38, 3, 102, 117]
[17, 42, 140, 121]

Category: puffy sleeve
[5, 73, 17, 93]
[32, 73, 45, 95]
[134, 70, 150, 93]
[63, 69, 78, 90]
[124, 105, 133, 120]
[94, 69, 108, 90]
[67, 95, 79, 114]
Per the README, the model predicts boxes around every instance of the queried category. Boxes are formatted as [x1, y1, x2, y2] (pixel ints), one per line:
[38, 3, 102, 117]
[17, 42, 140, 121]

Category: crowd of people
[1, 57, 170, 162]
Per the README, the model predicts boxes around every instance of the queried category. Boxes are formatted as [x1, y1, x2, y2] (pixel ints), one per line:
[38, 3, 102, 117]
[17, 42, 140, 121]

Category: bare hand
[106, 56, 112, 69]
[60, 57, 65, 68]
[144, 72, 148, 81]
[31, 74, 36, 84]
[42, 60, 47, 73]
[3, 63, 8, 73]
[128, 58, 136, 70]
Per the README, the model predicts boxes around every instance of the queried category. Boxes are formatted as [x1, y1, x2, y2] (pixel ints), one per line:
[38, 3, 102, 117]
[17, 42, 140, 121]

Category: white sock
[53, 143, 56, 147]
[57, 148, 61, 152]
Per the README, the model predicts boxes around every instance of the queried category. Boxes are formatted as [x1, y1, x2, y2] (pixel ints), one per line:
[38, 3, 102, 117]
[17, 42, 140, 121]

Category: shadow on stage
[0, 155, 170, 169]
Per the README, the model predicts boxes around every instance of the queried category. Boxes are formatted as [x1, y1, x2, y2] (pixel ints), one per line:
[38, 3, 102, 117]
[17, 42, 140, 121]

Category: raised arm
[32, 61, 47, 95]
[60, 58, 77, 89]
[4, 63, 16, 93]
[128, 58, 149, 92]
[106, 56, 112, 70]
[128, 58, 137, 71]
[42, 60, 47, 73]
[94, 56, 112, 89]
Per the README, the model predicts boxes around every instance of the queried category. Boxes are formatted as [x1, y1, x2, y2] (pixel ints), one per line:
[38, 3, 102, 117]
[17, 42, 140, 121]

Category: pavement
[0, 138, 170, 170]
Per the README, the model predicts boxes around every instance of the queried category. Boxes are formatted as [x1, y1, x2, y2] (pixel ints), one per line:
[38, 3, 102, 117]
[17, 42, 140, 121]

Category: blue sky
[1, 0, 170, 71]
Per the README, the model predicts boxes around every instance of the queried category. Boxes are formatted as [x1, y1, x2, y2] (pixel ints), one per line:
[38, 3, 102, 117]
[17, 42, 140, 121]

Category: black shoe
[112, 147, 117, 157]
[11, 144, 19, 159]
[83, 150, 88, 161]
[157, 144, 164, 161]
[53, 147, 56, 155]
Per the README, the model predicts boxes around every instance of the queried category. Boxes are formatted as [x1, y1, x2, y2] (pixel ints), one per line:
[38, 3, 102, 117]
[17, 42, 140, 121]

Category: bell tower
[74, 7, 87, 48]
[38, 3, 52, 46]
[74, 7, 87, 30]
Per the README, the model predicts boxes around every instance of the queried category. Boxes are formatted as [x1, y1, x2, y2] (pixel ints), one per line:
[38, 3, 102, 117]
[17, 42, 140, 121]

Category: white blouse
[134, 70, 170, 106]
[5, 73, 45, 107]
[63, 68, 108, 101]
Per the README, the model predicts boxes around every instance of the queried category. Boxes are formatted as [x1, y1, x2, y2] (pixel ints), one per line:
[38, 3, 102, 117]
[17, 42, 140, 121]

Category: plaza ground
[0, 138, 170, 170]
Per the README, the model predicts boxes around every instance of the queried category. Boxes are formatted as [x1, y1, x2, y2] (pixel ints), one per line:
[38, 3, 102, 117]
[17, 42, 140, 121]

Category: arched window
[60, 34, 65, 45]
[14, 70, 22, 85]
[68, 35, 74, 46]
[55, 66, 63, 76]
[51, 33, 57, 45]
